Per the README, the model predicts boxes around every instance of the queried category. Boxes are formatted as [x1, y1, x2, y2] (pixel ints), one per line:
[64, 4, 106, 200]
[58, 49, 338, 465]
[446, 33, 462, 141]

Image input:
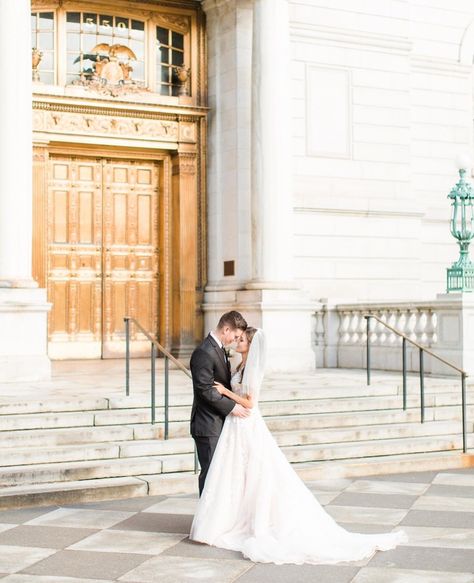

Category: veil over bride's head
[242, 328, 266, 401]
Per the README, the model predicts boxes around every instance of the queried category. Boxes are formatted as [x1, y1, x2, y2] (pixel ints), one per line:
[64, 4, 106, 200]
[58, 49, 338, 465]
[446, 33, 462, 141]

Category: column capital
[201, 0, 235, 14]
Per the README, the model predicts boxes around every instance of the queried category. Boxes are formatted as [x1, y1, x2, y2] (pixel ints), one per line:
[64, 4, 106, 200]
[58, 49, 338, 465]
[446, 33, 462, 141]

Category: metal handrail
[124, 316, 191, 440]
[364, 314, 469, 453]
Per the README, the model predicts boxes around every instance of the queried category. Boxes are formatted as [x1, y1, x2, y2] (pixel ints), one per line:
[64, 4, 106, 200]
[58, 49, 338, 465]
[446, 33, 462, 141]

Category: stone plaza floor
[0, 468, 473, 582]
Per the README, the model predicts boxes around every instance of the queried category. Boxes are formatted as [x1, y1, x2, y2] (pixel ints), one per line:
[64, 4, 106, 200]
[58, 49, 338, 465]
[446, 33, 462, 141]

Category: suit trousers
[193, 435, 220, 496]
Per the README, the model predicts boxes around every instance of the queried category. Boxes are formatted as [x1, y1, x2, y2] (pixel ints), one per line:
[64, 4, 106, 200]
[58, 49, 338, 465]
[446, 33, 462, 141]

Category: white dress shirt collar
[210, 330, 223, 349]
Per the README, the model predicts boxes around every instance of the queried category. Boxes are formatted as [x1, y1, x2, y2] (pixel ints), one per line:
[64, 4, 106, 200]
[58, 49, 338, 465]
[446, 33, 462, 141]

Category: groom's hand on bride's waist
[230, 404, 251, 418]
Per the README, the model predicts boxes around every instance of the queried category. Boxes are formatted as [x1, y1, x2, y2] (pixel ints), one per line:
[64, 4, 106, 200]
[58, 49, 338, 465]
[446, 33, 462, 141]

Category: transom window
[65, 12, 145, 85]
[30, 7, 193, 98]
[156, 27, 185, 96]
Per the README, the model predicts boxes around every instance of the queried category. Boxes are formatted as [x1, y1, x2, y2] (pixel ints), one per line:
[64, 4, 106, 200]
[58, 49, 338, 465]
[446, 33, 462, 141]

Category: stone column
[238, 0, 314, 370]
[0, 0, 51, 381]
[248, 0, 293, 287]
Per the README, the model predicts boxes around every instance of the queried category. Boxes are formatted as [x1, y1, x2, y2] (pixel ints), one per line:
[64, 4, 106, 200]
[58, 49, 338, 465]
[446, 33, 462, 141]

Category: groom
[190, 310, 249, 495]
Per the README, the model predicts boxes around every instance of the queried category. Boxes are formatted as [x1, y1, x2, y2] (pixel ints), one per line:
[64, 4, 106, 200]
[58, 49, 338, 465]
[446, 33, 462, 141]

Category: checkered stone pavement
[0, 469, 473, 583]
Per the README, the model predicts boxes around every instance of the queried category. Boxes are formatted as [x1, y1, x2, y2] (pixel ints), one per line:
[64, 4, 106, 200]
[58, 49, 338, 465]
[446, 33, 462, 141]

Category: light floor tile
[68, 529, 186, 555]
[143, 498, 198, 515]
[325, 505, 407, 526]
[346, 480, 429, 496]
[119, 555, 252, 582]
[26, 508, 134, 529]
[352, 567, 474, 583]
[0, 545, 56, 573]
[304, 478, 353, 491]
[433, 473, 474, 487]
[2, 575, 116, 583]
[0, 524, 16, 533]
[309, 491, 340, 505]
[399, 526, 474, 549]
[413, 495, 474, 513]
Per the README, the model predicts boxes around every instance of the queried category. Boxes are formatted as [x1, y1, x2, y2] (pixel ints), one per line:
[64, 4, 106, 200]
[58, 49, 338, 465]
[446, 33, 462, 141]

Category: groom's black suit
[190, 334, 235, 495]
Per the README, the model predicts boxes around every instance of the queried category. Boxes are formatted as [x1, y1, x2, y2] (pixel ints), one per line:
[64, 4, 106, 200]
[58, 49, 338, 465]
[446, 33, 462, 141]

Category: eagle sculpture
[89, 43, 137, 60]
[75, 43, 137, 64]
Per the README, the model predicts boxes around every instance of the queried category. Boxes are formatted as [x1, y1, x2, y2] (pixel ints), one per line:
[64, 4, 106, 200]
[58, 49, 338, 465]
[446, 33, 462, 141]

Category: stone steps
[0, 376, 472, 509]
[1, 427, 471, 487]
[3, 393, 470, 433]
[2, 417, 458, 467]
[2, 450, 472, 511]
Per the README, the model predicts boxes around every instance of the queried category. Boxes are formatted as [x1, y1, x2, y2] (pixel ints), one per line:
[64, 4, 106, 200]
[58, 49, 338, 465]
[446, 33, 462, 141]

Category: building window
[31, 4, 194, 98]
[156, 26, 185, 96]
[31, 11, 55, 84]
[65, 12, 145, 85]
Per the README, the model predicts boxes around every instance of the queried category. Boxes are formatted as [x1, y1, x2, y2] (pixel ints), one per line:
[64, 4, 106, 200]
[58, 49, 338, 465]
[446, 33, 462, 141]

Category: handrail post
[462, 373, 467, 453]
[402, 337, 407, 410]
[419, 348, 425, 423]
[164, 356, 169, 440]
[151, 343, 156, 425]
[125, 317, 130, 397]
[366, 316, 371, 386]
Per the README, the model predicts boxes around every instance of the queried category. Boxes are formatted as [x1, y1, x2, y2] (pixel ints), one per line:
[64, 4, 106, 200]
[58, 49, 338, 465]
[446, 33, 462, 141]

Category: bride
[190, 327, 406, 565]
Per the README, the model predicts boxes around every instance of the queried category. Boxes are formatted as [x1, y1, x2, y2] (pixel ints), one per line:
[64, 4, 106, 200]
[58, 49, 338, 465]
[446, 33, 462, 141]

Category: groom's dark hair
[217, 311, 247, 331]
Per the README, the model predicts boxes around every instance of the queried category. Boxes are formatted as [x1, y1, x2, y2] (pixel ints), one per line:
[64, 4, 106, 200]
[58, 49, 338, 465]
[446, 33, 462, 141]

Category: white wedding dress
[190, 331, 406, 564]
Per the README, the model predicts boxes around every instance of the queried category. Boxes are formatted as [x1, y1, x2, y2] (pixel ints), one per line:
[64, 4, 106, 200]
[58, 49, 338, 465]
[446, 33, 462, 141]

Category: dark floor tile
[360, 471, 438, 483]
[425, 484, 474, 499]
[21, 549, 151, 580]
[0, 525, 98, 549]
[0, 507, 59, 525]
[401, 510, 474, 529]
[66, 495, 167, 512]
[331, 492, 417, 509]
[235, 563, 359, 583]
[110, 512, 193, 534]
[368, 545, 474, 573]
[162, 537, 244, 560]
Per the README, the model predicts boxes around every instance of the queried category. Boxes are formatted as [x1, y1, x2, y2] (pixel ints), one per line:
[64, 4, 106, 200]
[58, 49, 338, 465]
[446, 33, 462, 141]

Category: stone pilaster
[202, 0, 315, 370]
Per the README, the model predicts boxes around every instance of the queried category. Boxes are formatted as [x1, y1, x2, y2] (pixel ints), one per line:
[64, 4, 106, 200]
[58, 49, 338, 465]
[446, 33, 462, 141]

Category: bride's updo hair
[245, 326, 258, 344]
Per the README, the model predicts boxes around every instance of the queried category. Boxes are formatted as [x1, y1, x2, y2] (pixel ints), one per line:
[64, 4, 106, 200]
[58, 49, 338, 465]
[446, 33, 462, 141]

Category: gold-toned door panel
[102, 159, 159, 358]
[47, 155, 159, 359]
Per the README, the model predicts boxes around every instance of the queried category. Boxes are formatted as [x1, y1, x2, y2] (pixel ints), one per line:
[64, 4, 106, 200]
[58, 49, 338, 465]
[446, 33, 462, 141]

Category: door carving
[47, 155, 159, 359]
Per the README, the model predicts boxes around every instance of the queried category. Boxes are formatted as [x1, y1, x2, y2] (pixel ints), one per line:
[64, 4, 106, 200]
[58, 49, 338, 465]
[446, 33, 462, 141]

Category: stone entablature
[33, 94, 205, 148]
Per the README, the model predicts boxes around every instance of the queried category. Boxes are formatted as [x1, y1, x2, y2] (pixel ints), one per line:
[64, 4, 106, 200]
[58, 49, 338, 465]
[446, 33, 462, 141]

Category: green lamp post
[446, 167, 474, 292]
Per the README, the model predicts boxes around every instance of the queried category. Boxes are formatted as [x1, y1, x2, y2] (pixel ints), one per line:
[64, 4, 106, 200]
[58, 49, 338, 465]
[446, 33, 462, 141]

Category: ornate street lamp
[447, 167, 474, 292]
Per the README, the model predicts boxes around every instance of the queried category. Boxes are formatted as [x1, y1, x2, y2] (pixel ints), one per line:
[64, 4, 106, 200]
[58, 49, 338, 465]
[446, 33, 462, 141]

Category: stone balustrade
[314, 295, 474, 376]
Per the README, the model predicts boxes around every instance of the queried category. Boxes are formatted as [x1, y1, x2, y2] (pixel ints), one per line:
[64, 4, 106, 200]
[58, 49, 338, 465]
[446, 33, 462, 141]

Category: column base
[203, 287, 316, 372]
[0, 288, 51, 382]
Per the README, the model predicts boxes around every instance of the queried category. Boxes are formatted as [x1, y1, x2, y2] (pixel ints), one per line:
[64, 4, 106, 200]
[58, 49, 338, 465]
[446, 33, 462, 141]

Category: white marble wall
[289, 0, 474, 302]
[203, 0, 474, 369]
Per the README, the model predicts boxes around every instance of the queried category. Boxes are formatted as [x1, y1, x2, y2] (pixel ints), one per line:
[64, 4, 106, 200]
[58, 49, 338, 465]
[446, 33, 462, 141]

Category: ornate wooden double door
[47, 155, 159, 358]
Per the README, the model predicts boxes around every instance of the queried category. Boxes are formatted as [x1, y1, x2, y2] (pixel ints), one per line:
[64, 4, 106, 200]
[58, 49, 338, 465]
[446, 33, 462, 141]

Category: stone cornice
[32, 93, 208, 121]
[290, 22, 412, 54]
[411, 55, 472, 78]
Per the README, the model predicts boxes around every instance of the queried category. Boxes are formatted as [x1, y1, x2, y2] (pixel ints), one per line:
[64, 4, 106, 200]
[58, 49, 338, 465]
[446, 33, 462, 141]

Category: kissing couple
[189, 311, 406, 564]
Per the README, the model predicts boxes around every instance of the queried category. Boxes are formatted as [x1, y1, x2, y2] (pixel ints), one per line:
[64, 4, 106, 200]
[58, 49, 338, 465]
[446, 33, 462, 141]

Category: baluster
[349, 311, 360, 344]
[339, 311, 350, 344]
[407, 309, 417, 342]
[387, 310, 397, 345]
[415, 310, 427, 344]
[315, 311, 325, 346]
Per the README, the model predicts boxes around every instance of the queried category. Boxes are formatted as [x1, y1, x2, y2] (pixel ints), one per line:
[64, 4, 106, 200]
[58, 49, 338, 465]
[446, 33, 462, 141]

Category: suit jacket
[190, 334, 235, 437]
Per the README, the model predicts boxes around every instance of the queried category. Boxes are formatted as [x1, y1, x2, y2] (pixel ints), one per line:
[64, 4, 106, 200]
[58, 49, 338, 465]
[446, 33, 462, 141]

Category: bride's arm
[213, 382, 253, 409]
